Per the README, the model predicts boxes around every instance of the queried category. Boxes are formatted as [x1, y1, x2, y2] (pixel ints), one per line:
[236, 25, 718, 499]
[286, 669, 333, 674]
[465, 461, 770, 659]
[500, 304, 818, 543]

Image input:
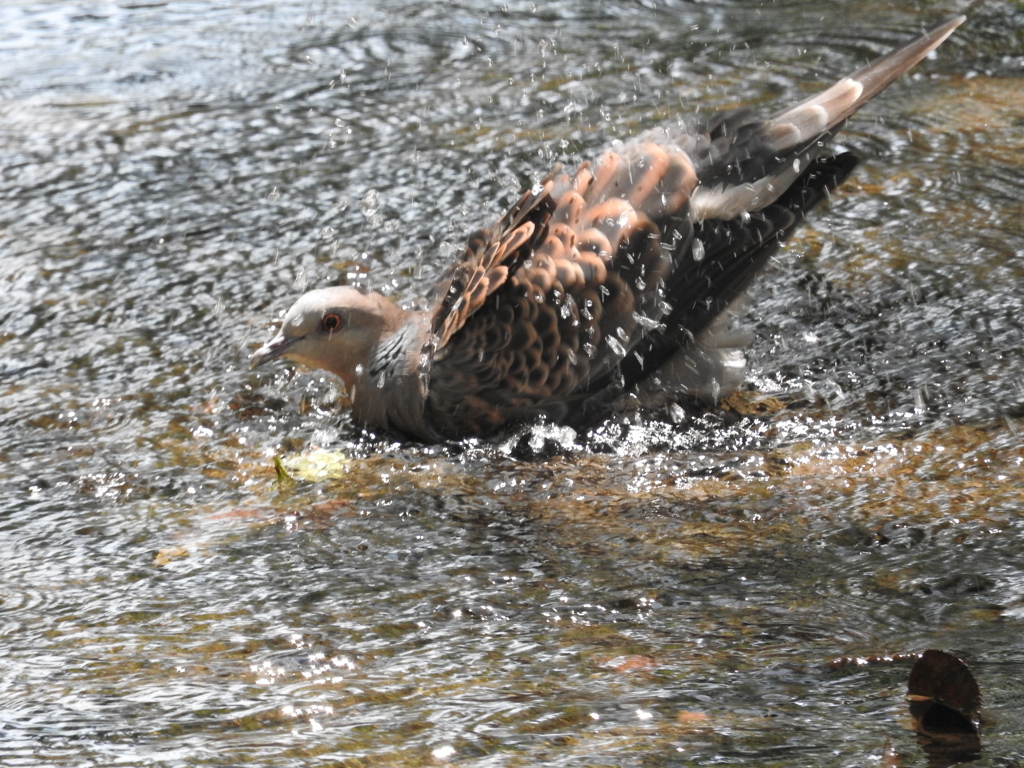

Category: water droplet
[499, 172, 520, 195]
[692, 239, 705, 262]
[668, 403, 686, 423]
[360, 189, 380, 219]
[632, 312, 663, 332]
[559, 294, 576, 319]
[606, 336, 626, 357]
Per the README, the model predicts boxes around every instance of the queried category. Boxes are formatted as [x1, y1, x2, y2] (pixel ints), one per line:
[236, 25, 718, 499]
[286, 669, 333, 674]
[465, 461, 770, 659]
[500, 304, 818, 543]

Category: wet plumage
[250, 17, 964, 442]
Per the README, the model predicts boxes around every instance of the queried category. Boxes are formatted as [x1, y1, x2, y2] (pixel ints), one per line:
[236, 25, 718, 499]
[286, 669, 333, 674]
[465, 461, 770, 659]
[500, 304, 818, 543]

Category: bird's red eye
[321, 313, 344, 332]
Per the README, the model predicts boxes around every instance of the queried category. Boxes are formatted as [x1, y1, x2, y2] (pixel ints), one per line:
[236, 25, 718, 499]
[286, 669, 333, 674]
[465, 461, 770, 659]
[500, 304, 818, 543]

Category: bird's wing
[427, 180, 557, 348]
[424, 140, 702, 434]
[426, 125, 703, 349]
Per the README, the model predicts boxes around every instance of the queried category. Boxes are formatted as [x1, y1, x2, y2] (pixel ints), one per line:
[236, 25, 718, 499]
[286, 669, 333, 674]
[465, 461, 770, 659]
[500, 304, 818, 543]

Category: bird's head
[249, 286, 405, 390]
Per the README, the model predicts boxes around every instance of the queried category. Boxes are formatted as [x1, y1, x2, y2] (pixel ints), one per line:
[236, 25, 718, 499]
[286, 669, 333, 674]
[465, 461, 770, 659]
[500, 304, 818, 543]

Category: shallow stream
[2, 1, 1023, 765]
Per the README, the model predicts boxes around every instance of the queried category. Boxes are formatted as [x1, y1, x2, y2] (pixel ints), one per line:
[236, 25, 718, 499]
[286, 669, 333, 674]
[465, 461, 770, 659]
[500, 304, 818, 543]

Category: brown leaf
[907, 649, 981, 737]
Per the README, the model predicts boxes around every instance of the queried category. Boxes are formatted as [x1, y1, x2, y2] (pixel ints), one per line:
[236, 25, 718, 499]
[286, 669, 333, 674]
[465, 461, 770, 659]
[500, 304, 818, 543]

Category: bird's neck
[349, 306, 438, 440]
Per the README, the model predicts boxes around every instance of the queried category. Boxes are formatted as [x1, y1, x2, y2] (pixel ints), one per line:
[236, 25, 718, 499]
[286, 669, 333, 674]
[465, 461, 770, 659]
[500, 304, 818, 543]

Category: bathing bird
[250, 17, 964, 441]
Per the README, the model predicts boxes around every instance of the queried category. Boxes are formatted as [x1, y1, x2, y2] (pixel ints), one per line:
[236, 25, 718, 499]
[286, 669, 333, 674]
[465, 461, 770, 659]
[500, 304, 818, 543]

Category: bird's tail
[689, 15, 964, 222]
[768, 15, 965, 142]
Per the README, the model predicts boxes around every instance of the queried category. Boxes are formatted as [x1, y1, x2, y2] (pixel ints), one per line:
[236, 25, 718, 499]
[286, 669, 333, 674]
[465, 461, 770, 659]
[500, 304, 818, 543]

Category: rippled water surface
[2, 1, 1023, 765]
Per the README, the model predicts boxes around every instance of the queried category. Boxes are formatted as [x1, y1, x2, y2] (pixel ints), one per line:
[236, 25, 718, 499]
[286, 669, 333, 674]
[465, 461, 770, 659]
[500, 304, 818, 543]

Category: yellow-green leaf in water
[279, 449, 350, 482]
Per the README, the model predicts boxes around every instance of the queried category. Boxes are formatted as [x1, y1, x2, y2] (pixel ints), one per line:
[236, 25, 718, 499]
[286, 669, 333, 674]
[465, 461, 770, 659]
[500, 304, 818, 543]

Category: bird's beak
[249, 333, 300, 370]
